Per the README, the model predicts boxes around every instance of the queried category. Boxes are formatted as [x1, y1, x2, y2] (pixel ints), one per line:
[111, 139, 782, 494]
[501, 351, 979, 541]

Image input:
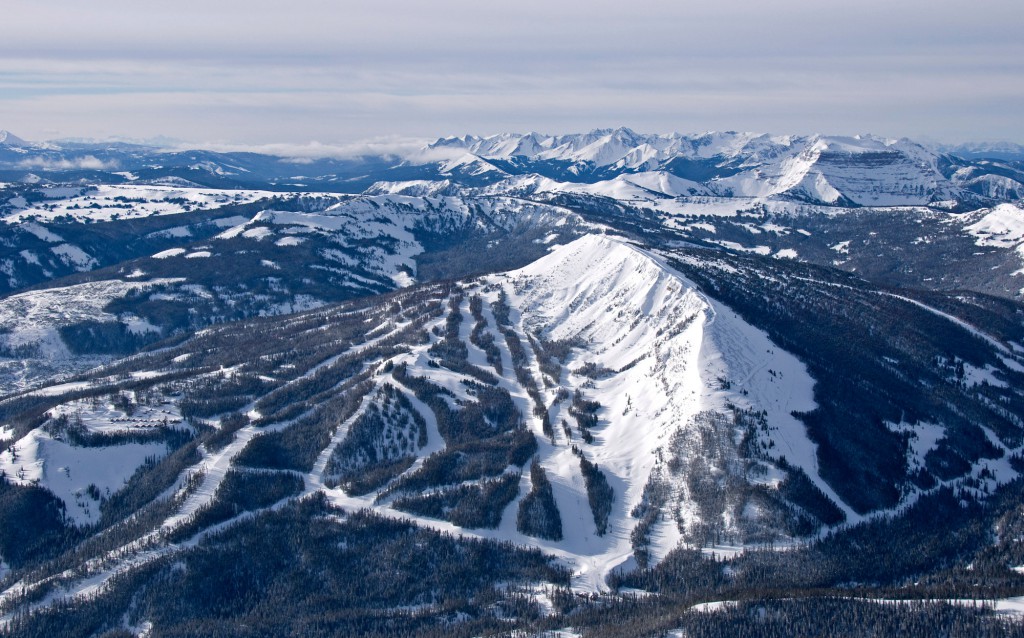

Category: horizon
[3, 127, 1023, 162]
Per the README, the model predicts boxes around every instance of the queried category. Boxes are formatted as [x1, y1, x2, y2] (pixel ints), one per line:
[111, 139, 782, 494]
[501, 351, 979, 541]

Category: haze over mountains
[3, 127, 1024, 201]
[0, 127, 1023, 636]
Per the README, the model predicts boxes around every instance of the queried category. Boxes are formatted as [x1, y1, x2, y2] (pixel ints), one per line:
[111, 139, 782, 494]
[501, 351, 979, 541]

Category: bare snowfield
[0, 428, 168, 526]
[1, 184, 275, 224]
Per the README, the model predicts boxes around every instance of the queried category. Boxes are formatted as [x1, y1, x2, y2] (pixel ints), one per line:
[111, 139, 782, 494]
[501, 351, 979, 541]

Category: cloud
[170, 137, 442, 161]
[1, 0, 1022, 144]
[17, 155, 119, 171]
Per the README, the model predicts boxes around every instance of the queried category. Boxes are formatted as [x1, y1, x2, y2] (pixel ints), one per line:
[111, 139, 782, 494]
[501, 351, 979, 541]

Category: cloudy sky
[3, 0, 1022, 149]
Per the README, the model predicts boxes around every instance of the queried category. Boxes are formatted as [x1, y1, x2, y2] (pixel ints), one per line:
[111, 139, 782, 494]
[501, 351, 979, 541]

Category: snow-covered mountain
[1, 127, 1021, 207]
[422, 129, 989, 207]
[0, 131, 28, 148]
[3, 231, 1021, 616]
[2, 128, 1024, 636]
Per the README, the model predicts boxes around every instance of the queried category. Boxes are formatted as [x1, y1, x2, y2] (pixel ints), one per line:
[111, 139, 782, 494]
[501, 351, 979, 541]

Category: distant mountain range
[2, 128, 1023, 205]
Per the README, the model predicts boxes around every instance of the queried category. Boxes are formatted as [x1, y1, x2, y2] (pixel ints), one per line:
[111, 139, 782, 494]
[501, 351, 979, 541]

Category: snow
[24, 381, 94, 397]
[1, 185, 275, 224]
[12, 219, 1015, 609]
[0, 429, 167, 525]
[888, 421, 946, 469]
[391, 270, 415, 287]
[430, 131, 959, 207]
[48, 397, 184, 436]
[711, 240, 772, 255]
[688, 600, 737, 613]
[963, 362, 1008, 388]
[160, 423, 264, 531]
[150, 225, 192, 239]
[686, 222, 717, 233]
[184, 250, 211, 259]
[364, 179, 454, 197]
[212, 215, 252, 228]
[695, 280, 855, 523]
[20, 222, 64, 243]
[241, 226, 273, 240]
[964, 203, 1024, 257]
[124, 315, 160, 334]
[18, 250, 40, 266]
[0, 278, 180, 352]
[438, 153, 503, 176]
[152, 247, 186, 259]
[307, 234, 854, 590]
[0, 277, 184, 393]
[51, 244, 98, 271]
[214, 219, 252, 239]
[506, 236, 712, 569]
[0, 130, 28, 146]
[275, 236, 304, 247]
[506, 172, 707, 216]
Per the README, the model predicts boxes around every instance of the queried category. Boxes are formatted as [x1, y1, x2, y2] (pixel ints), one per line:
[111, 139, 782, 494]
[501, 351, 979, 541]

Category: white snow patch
[124, 315, 160, 335]
[888, 421, 945, 469]
[51, 244, 98, 271]
[392, 271, 415, 288]
[212, 215, 252, 228]
[0, 429, 167, 525]
[275, 236, 305, 247]
[711, 240, 771, 255]
[151, 247, 186, 259]
[18, 250, 40, 266]
[688, 600, 738, 613]
[151, 225, 192, 239]
[964, 203, 1024, 252]
[241, 226, 273, 240]
[686, 222, 717, 233]
[20, 222, 64, 243]
[963, 362, 1008, 388]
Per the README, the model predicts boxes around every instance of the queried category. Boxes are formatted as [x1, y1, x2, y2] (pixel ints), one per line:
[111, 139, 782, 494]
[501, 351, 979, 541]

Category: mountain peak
[0, 130, 28, 147]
